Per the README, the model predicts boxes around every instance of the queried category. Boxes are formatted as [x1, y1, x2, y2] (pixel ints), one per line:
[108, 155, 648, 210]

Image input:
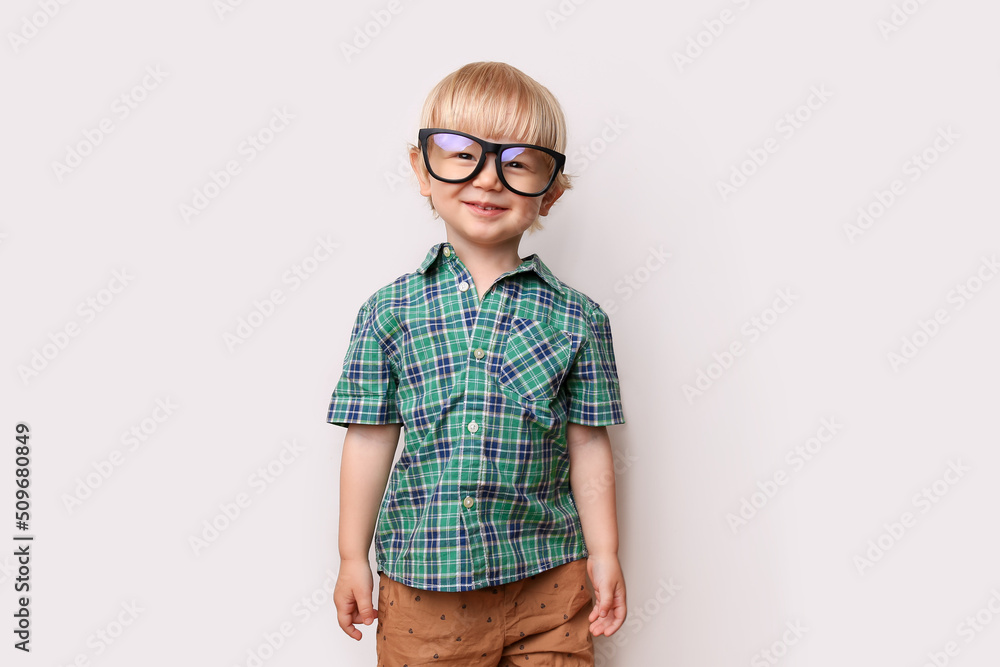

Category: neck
[446, 236, 524, 274]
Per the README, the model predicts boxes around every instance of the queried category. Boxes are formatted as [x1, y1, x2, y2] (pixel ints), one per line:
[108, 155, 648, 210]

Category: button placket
[458, 281, 510, 586]
[455, 263, 481, 580]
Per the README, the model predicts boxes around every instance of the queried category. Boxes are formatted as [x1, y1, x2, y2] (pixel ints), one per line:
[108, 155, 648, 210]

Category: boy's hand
[333, 558, 379, 641]
[586, 553, 627, 637]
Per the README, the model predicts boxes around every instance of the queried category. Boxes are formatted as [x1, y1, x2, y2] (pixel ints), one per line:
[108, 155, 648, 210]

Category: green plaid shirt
[327, 241, 625, 591]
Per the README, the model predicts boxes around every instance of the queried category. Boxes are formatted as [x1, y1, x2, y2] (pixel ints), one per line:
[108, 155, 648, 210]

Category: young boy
[327, 61, 627, 666]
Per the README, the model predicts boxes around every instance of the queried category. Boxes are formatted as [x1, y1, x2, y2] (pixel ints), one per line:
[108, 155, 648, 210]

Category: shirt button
[443, 247, 452, 257]
[473, 348, 485, 360]
[463, 496, 475, 509]
[467, 420, 479, 433]
[458, 280, 469, 292]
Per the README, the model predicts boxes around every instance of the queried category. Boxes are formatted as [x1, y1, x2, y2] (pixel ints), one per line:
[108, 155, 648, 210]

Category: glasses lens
[425, 133, 483, 181]
[500, 146, 557, 195]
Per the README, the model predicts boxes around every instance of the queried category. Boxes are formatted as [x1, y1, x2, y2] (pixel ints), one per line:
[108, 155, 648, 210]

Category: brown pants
[375, 558, 595, 667]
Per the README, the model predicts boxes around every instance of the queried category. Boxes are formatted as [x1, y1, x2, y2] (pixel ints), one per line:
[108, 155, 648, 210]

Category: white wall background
[2, 1, 998, 665]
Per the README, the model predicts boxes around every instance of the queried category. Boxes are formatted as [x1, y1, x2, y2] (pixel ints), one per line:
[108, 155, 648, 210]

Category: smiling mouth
[465, 202, 508, 213]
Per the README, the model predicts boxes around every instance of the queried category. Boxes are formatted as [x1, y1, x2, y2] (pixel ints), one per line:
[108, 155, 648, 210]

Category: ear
[409, 148, 432, 196]
[538, 184, 565, 217]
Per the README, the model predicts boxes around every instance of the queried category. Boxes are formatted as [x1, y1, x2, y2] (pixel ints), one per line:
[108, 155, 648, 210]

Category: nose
[470, 152, 503, 191]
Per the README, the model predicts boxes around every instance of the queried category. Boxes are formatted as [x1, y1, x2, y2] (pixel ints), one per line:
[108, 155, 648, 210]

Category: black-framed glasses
[418, 128, 566, 197]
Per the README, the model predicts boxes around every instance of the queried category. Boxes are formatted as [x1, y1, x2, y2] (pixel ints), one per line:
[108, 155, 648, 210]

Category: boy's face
[410, 131, 564, 252]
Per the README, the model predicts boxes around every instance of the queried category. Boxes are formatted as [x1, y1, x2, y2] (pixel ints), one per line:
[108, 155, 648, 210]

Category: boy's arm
[334, 422, 402, 640]
[567, 422, 627, 637]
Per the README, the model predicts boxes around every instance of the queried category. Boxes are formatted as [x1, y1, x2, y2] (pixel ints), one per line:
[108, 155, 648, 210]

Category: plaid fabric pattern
[327, 241, 625, 592]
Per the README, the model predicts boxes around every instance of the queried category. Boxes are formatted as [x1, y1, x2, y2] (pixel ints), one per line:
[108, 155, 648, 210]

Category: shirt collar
[417, 242, 565, 295]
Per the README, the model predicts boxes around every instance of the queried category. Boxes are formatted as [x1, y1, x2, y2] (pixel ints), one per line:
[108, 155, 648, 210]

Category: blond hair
[408, 62, 573, 234]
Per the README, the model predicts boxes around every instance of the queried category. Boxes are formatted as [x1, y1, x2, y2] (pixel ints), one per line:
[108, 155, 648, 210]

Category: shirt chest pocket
[497, 318, 582, 403]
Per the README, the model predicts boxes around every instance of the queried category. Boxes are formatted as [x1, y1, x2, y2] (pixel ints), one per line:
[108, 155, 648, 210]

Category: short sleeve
[326, 297, 403, 428]
[564, 304, 626, 426]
